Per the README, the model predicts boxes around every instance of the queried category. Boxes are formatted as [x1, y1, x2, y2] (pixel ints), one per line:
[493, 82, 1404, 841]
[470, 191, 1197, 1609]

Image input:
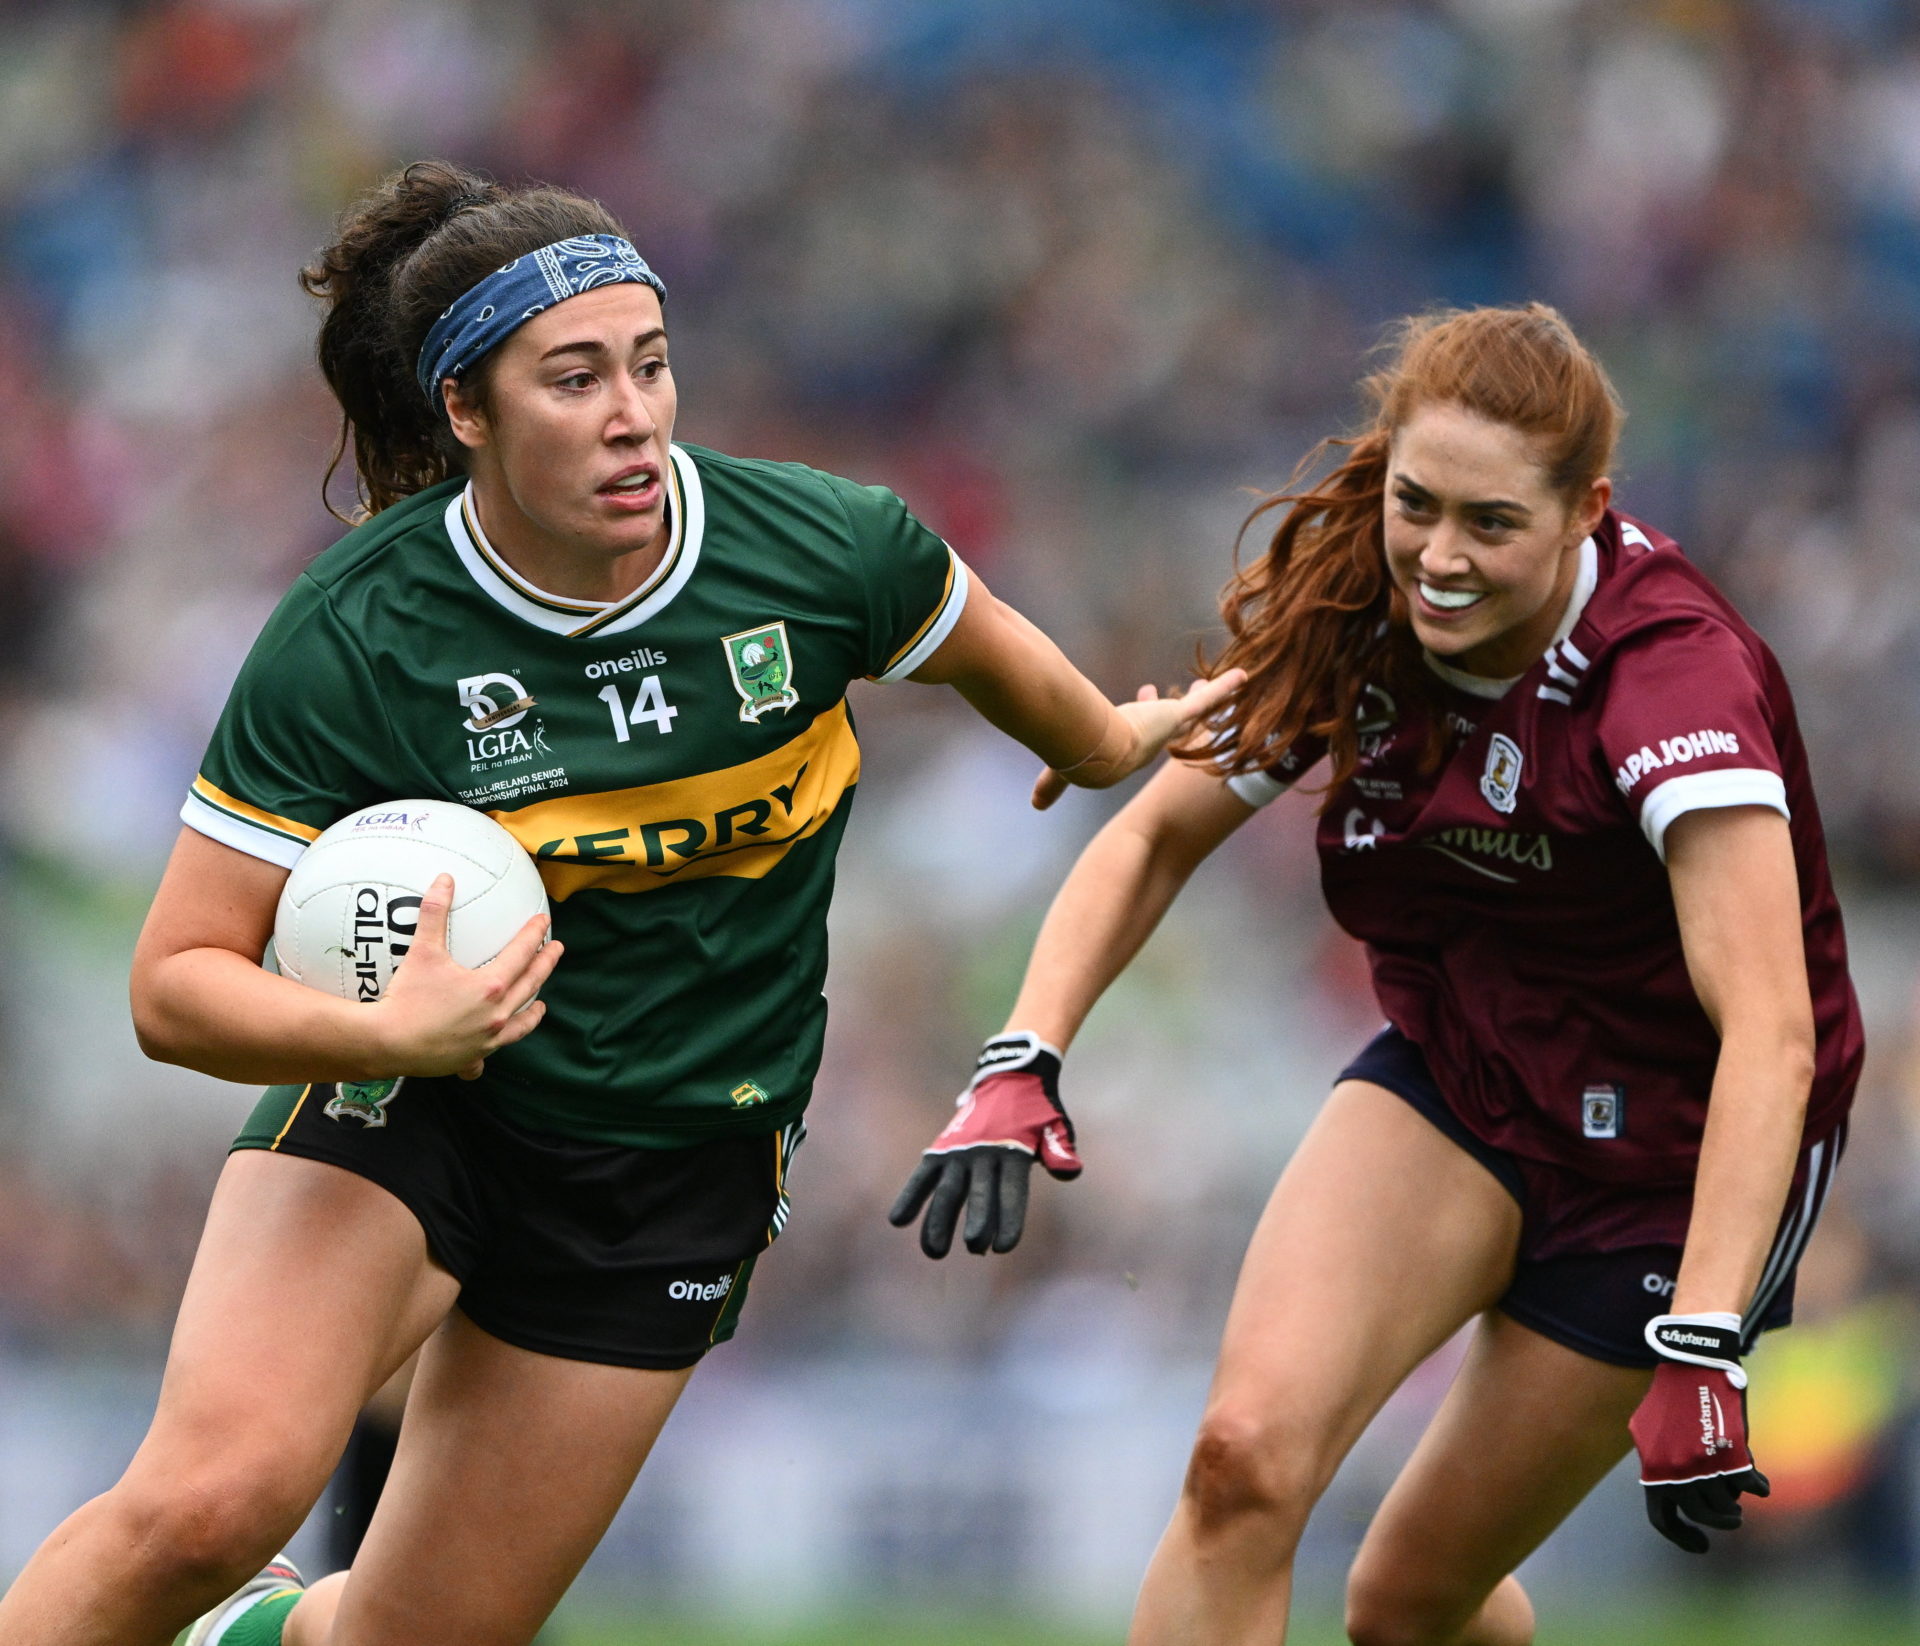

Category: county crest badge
[1479, 733, 1523, 815]
[722, 622, 799, 722]
[324, 1077, 404, 1128]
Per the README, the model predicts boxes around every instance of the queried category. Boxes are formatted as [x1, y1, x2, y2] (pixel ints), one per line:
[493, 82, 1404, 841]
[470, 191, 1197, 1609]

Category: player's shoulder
[679, 443, 910, 542]
[680, 443, 863, 523]
[300, 478, 465, 596]
[1575, 509, 1764, 662]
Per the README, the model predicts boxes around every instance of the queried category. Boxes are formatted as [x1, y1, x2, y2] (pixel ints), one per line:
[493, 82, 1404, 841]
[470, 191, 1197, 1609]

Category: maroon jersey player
[893, 305, 1858, 1644]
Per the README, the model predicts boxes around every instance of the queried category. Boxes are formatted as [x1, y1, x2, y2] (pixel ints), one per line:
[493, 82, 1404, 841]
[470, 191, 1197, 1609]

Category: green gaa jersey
[184, 443, 968, 1146]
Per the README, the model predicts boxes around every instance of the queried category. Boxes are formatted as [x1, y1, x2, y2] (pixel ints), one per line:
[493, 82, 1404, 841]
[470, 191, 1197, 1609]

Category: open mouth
[1418, 581, 1487, 612]
[599, 465, 659, 502]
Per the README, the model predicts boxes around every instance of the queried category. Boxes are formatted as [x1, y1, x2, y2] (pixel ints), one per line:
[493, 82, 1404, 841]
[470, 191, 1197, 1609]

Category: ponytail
[1193, 304, 1622, 800]
[301, 161, 625, 520]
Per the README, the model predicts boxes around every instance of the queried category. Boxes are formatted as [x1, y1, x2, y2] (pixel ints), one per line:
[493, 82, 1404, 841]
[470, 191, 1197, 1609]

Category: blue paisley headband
[415, 234, 667, 405]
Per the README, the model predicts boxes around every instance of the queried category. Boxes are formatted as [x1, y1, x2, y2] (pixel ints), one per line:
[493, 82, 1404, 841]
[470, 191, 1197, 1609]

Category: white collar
[442, 443, 706, 639]
[1422, 534, 1597, 701]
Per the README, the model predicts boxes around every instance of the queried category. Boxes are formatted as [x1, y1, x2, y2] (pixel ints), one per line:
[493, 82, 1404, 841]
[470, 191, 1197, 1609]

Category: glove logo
[1699, 1386, 1726, 1454]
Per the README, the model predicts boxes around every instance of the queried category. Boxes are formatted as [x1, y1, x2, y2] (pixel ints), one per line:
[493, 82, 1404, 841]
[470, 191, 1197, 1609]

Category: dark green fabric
[193, 448, 957, 1145]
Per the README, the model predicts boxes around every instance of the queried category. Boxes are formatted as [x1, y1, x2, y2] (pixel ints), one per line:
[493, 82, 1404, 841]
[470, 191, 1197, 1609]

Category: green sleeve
[181, 576, 397, 867]
[826, 477, 971, 681]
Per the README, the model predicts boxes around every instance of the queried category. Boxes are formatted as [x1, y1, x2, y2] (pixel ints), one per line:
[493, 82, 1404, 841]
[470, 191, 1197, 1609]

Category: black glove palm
[888, 1033, 1081, 1257]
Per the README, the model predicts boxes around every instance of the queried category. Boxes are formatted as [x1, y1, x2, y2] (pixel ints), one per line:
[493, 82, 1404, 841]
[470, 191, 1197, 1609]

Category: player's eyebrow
[1392, 470, 1531, 519]
[540, 328, 667, 361]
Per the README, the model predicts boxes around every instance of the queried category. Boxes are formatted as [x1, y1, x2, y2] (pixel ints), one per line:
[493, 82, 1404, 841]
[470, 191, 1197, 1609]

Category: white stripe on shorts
[1742, 1129, 1842, 1345]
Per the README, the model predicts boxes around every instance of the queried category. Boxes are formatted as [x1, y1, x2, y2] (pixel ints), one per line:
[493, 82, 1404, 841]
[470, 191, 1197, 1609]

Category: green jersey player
[0, 163, 1238, 1646]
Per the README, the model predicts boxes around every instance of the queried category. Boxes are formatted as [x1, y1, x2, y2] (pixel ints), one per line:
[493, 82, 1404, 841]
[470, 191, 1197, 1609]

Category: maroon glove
[1630, 1312, 1768, 1553]
[888, 1032, 1082, 1258]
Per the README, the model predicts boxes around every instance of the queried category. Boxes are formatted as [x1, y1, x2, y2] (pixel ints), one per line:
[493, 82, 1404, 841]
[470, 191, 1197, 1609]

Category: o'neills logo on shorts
[667, 1275, 735, 1303]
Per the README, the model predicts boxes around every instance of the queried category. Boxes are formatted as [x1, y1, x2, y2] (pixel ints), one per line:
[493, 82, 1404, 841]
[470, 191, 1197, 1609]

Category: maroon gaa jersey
[1227, 510, 1861, 1186]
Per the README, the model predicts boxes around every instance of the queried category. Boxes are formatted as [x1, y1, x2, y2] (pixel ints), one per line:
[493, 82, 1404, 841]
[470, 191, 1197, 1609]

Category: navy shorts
[235, 1078, 804, 1371]
[1338, 1026, 1843, 1368]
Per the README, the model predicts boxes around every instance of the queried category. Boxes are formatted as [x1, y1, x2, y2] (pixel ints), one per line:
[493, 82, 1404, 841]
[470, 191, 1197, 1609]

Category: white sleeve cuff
[1225, 767, 1290, 810]
[180, 793, 308, 871]
[1638, 768, 1789, 861]
[872, 551, 971, 682]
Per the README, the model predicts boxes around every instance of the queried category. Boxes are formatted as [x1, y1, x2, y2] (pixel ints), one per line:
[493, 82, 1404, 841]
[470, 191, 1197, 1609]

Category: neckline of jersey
[1422, 534, 1598, 701]
[442, 444, 707, 639]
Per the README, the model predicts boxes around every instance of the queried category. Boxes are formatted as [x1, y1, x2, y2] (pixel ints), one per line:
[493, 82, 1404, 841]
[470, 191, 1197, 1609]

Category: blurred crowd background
[4, 0, 1920, 1637]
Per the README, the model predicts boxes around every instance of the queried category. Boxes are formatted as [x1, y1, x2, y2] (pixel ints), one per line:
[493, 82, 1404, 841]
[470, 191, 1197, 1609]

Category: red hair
[1192, 303, 1623, 799]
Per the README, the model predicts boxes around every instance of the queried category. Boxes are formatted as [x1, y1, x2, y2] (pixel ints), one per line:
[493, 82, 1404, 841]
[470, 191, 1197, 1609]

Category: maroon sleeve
[1216, 732, 1327, 809]
[1596, 618, 1789, 859]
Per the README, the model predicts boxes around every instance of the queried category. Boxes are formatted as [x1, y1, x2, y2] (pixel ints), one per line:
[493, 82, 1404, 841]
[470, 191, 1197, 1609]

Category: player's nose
[604, 374, 657, 443]
[1417, 523, 1475, 577]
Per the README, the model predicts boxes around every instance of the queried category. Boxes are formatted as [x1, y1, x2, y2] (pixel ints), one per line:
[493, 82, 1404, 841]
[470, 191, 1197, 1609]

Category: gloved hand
[1629, 1311, 1769, 1553]
[888, 1032, 1082, 1258]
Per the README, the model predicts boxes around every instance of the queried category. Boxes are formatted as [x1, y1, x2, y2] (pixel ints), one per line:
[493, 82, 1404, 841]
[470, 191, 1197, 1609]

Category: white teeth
[1419, 582, 1485, 611]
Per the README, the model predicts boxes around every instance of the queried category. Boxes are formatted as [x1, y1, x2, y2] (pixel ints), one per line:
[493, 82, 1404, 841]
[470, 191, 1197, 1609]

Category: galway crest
[722, 622, 800, 722]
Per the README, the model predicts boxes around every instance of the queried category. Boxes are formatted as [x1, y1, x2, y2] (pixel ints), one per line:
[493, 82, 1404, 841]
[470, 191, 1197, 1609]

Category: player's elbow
[1780, 1024, 1817, 1095]
[129, 963, 196, 1069]
[1721, 1001, 1817, 1099]
[130, 992, 186, 1067]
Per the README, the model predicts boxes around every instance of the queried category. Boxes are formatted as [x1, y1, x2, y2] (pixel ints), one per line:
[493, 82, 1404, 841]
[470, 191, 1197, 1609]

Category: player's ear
[1574, 475, 1612, 540]
[442, 379, 488, 451]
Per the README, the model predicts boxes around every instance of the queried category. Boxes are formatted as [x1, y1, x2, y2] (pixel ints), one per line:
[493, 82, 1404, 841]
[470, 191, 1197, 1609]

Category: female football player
[0, 162, 1240, 1646]
[892, 304, 1861, 1644]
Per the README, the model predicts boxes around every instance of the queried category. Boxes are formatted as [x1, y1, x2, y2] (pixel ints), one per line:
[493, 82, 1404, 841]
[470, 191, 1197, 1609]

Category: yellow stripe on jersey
[189, 776, 323, 844]
[492, 700, 861, 902]
[875, 551, 959, 678]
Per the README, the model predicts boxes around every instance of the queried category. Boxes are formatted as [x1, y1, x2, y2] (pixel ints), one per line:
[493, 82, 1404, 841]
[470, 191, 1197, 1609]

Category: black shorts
[234, 1078, 803, 1371]
[1338, 1026, 1843, 1368]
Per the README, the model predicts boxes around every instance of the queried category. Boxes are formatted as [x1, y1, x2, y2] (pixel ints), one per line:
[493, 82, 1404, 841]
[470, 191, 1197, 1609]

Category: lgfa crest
[1480, 733, 1523, 815]
[324, 1077, 405, 1128]
[722, 622, 799, 722]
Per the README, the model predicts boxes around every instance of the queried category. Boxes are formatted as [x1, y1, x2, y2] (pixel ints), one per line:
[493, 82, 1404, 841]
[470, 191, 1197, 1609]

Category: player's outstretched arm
[131, 829, 560, 1085]
[1629, 804, 1815, 1552]
[909, 570, 1244, 808]
[890, 760, 1254, 1256]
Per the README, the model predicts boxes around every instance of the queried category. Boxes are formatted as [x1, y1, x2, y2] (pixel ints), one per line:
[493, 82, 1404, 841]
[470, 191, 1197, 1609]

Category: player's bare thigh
[287, 1312, 693, 1646]
[1345, 1312, 1650, 1646]
[1198, 1077, 1524, 1486]
[1128, 1081, 1527, 1645]
[0, 1152, 457, 1646]
[130, 1150, 458, 1493]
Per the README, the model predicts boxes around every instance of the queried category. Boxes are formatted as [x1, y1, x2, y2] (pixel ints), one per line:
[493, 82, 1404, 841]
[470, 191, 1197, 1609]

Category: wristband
[1645, 1311, 1746, 1389]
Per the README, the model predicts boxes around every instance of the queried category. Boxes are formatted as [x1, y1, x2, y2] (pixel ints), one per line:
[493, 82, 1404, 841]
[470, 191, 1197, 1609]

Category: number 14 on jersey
[598, 675, 679, 740]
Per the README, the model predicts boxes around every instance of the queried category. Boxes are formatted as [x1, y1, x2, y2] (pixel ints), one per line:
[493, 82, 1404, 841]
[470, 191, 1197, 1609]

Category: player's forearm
[133, 946, 397, 1084]
[1671, 1022, 1814, 1316]
[1002, 814, 1197, 1050]
[936, 598, 1130, 777]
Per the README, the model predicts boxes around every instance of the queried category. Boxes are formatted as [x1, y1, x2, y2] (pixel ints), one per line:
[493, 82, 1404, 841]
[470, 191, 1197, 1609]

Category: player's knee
[1344, 1566, 1479, 1646]
[111, 1465, 310, 1589]
[1181, 1406, 1320, 1542]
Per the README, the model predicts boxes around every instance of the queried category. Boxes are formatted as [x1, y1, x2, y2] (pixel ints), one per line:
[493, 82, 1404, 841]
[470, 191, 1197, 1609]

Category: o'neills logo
[668, 1275, 735, 1303]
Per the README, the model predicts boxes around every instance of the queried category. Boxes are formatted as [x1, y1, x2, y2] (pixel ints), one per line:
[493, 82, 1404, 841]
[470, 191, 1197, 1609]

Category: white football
[273, 800, 549, 1003]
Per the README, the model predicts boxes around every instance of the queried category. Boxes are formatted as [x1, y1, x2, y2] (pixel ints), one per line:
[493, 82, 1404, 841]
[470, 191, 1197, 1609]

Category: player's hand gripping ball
[889, 1033, 1082, 1257]
[273, 800, 550, 1002]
